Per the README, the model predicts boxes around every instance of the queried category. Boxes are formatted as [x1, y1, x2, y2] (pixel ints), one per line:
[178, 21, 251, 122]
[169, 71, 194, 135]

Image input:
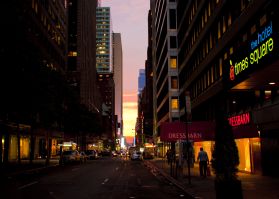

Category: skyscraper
[112, 33, 123, 138]
[150, 0, 179, 127]
[68, 0, 101, 113]
[138, 69, 146, 94]
[96, 7, 112, 73]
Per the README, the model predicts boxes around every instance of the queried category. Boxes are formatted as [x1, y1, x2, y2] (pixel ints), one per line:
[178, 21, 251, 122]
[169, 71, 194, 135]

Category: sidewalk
[1, 158, 60, 178]
[145, 158, 279, 199]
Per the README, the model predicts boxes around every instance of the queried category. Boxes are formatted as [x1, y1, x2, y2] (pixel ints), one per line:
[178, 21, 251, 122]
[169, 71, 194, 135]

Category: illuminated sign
[229, 21, 274, 81]
[228, 113, 250, 127]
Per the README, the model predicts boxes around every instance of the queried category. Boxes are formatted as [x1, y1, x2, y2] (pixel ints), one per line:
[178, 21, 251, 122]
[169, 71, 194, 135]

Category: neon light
[229, 21, 274, 81]
[228, 113, 250, 127]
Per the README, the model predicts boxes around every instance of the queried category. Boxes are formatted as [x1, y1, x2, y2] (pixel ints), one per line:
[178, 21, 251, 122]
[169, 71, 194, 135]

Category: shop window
[264, 90, 272, 100]
[171, 98, 179, 109]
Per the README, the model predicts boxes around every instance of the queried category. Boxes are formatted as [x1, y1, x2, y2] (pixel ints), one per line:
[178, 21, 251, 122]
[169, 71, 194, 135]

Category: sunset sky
[102, 0, 150, 138]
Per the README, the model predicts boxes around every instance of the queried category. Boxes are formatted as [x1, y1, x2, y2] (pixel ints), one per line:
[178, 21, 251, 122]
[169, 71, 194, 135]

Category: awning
[160, 121, 259, 142]
[160, 121, 215, 142]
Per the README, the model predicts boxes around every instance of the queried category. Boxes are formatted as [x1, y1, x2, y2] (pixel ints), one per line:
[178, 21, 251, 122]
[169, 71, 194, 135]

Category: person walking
[166, 149, 171, 165]
[197, 147, 209, 177]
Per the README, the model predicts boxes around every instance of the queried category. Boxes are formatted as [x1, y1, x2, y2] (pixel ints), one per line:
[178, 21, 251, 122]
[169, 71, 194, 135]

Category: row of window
[32, 0, 66, 49]
[186, 15, 269, 101]
[182, 1, 263, 100]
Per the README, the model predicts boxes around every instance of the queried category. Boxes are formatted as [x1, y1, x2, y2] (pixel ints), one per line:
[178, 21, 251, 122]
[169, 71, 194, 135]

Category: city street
[1, 157, 192, 199]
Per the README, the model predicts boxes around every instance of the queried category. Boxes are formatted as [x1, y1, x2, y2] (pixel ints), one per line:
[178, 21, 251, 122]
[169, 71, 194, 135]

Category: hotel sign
[228, 21, 274, 81]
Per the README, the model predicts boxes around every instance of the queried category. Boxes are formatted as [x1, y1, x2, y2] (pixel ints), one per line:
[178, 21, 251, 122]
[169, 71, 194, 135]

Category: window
[260, 15, 267, 26]
[218, 21, 221, 39]
[169, 9, 176, 29]
[171, 98, 179, 109]
[171, 77, 178, 89]
[251, 25, 257, 35]
[222, 16, 227, 33]
[170, 56, 177, 68]
[170, 36, 177, 48]
[228, 13, 232, 27]
[219, 58, 223, 76]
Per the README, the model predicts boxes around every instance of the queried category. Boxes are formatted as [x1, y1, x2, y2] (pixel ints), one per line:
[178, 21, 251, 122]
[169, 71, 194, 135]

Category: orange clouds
[123, 92, 138, 137]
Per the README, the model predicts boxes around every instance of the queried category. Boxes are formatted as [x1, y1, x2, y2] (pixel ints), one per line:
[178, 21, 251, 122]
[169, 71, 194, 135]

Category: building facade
[0, 0, 68, 162]
[150, 0, 179, 155]
[68, 0, 101, 113]
[97, 73, 116, 150]
[96, 7, 112, 73]
[177, 0, 279, 176]
[112, 33, 123, 143]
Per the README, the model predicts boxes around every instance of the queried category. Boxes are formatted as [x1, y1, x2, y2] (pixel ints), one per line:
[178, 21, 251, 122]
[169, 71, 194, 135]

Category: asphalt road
[2, 157, 192, 199]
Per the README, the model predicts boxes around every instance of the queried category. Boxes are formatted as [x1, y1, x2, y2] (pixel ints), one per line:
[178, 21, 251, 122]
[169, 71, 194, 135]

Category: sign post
[185, 91, 192, 185]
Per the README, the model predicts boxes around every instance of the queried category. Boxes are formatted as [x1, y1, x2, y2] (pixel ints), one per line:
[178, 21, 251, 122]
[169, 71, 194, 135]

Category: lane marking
[71, 168, 80, 171]
[17, 181, 38, 190]
[137, 178, 141, 186]
[102, 178, 109, 185]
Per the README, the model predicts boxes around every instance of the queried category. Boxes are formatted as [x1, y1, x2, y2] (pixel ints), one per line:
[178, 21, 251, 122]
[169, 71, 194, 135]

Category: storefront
[160, 119, 260, 173]
[8, 135, 30, 160]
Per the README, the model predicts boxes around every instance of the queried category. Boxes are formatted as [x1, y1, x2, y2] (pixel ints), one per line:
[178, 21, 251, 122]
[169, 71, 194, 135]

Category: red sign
[160, 121, 215, 142]
[228, 113, 250, 127]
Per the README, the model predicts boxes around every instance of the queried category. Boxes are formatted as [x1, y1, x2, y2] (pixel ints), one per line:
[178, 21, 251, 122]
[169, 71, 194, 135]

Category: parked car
[62, 150, 83, 164]
[79, 151, 88, 162]
[131, 151, 142, 161]
[85, 150, 98, 160]
[111, 150, 118, 157]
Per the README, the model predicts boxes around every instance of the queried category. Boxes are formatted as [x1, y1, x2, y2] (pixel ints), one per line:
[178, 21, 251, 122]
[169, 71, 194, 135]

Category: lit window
[219, 58, 223, 76]
[260, 15, 267, 26]
[170, 57, 177, 68]
[251, 25, 256, 35]
[228, 13, 232, 26]
[171, 77, 178, 89]
[218, 21, 221, 39]
[222, 16, 226, 33]
[171, 98, 179, 109]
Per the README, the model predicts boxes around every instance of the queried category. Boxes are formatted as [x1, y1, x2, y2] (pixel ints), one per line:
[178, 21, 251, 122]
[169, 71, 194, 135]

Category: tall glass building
[96, 7, 111, 73]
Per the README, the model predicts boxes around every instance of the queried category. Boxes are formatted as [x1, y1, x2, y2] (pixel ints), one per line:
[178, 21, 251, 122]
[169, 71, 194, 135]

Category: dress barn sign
[160, 121, 215, 142]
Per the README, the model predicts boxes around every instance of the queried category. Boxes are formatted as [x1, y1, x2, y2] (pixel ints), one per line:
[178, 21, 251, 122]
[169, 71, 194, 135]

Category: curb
[7, 163, 60, 178]
[144, 160, 197, 199]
